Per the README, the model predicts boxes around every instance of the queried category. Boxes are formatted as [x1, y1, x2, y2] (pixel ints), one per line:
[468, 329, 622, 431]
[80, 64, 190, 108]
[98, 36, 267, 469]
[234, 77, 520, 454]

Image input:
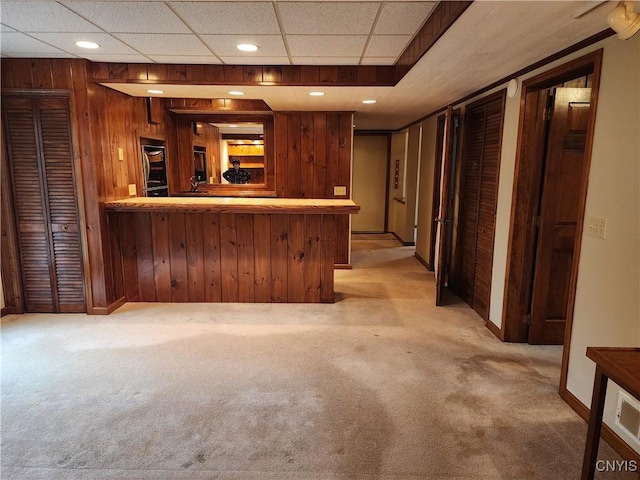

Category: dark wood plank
[270, 214, 288, 302]
[313, 114, 327, 199]
[300, 112, 314, 198]
[275, 113, 289, 198]
[119, 213, 139, 301]
[135, 212, 156, 301]
[168, 213, 188, 302]
[320, 214, 336, 303]
[287, 214, 306, 302]
[326, 113, 340, 198]
[185, 212, 205, 302]
[151, 212, 171, 302]
[10, 59, 33, 88]
[219, 214, 239, 302]
[237, 213, 255, 302]
[253, 214, 272, 303]
[202, 213, 222, 302]
[30, 59, 54, 89]
[287, 113, 302, 197]
[304, 215, 322, 302]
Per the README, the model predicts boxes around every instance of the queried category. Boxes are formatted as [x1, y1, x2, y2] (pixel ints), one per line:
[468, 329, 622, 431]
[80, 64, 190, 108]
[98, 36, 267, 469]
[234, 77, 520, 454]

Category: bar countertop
[105, 197, 360, 214]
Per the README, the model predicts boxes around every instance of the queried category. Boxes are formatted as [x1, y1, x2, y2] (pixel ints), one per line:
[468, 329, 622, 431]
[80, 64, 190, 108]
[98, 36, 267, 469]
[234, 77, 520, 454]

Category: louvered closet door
[3, 94, 85, 313]
[456, 91, 505, 321]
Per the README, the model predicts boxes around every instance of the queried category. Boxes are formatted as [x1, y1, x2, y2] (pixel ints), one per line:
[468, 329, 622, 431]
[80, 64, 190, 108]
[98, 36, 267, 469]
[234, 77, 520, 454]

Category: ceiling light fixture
[75, 40, 99, 49]
[608, 1, 640, 40]
[362, 99, 377, 104]
[237, 43, 259, 52]
[146, 89, 164, 94]
[228, 91, 245, 96]
[309, 91, 325, 96]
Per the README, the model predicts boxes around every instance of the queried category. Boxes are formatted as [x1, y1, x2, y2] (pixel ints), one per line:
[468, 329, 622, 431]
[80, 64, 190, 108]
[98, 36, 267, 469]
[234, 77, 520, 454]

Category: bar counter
[106, 197, 359, 304]
[105, 197, 360, 214]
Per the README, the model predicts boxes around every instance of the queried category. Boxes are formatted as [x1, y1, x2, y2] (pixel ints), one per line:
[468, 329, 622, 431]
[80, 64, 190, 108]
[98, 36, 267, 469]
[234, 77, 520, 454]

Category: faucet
[190, 176, 199, 192]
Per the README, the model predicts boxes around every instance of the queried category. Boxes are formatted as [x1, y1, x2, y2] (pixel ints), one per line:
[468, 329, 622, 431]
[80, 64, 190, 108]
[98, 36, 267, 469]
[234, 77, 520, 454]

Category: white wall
[388, 131, 409, 241]
[566, 35, 639, 452]
[352, 135, 388, 233]
[416, 116, 438, 264]
[440, 35, 640, 452]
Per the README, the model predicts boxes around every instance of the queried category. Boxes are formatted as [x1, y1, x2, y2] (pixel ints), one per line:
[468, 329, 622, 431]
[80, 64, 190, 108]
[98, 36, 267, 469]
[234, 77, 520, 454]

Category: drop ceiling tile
[288, 35, 367, 57]
[29, 32, 141, 55]
[0, 1, 102, 33]
[360, 57, 397, 65]
[114, 34, 211, 56]
[374, 2, 437, 35]
[200, 35, 286, 57]
[1, 32, 73, 58]
[278, 2, 380, 35]
[1, 31, 75, 55]
[147, 55, 222, 64]
[61, 1, 190, 34]
[220, 56, 290, 65]
[366, 35, 411, 57]
[169, 2, 280, 34]
[291, 57, 362, 65]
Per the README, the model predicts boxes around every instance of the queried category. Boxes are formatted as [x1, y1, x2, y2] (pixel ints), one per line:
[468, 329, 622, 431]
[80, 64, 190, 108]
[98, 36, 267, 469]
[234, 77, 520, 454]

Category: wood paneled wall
[1, 58, 356, 312]
[1, 58, 116, 312]
[274, 112, 353, 264]
[89, 62, 397, 87]
[111, 211, 337, 303]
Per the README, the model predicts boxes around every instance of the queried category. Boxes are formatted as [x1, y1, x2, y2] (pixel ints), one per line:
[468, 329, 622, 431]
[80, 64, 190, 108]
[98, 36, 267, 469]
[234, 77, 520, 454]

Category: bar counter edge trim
[104, 197, 360, 215]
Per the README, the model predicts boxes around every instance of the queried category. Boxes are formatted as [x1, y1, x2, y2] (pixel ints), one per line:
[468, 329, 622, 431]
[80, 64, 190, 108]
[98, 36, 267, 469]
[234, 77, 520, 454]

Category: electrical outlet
[586, 215, 607, 239]
[334, 186, 347, 196]
[118, 147, 124, 161]
[128, 183, 137, 196]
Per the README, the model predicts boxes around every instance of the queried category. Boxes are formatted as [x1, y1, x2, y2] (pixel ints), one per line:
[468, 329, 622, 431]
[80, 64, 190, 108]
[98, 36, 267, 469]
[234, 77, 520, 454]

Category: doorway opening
[500, 50, 603, 391]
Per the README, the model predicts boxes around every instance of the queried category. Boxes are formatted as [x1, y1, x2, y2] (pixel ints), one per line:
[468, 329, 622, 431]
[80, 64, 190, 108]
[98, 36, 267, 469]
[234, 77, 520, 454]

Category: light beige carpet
[1, 236, 635, 479]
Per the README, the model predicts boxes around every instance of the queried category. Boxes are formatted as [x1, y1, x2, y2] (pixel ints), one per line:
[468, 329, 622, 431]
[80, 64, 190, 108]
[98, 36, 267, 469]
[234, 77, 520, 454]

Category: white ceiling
[0, 1, 624, 130]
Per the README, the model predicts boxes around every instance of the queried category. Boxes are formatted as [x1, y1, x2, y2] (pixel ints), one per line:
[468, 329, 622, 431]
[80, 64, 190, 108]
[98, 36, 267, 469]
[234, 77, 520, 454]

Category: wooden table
[581, 347, 640, 480]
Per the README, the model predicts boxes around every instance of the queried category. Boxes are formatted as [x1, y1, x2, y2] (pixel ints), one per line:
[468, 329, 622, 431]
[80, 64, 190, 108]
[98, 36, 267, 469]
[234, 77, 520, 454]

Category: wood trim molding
[414, 251, 432, 271]
[89, 295, 126, 315]
[560, 387, 640, 463]
[91, 63, 398, 87]
[501, 49, 603, 344]
[485, 318, 504, 341]
[390, 231, 415, 246]
[105, 197, 361, 215]
[396, 1, 473, 74]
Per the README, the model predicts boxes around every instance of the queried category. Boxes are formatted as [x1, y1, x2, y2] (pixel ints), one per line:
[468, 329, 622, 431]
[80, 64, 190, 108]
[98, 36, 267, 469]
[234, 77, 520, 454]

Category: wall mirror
[174, 113, 274, 197]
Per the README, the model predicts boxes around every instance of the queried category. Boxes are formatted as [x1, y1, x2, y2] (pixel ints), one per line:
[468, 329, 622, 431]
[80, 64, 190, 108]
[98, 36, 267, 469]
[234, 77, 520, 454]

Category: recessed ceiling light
[309, 91, 325, 96]
[228, 91, 245, 96]
[237, 43, 259, 52]
[75, 40, 99, 49]
[146, 89, 164, 94]
[362, 99, 377, 104]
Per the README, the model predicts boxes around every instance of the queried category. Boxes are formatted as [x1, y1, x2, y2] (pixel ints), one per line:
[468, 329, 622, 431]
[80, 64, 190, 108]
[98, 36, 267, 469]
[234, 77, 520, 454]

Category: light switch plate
[128, 183, 137, 196]
[334, 186, 347, 196]
[586, 215, 607, 239]
[118, 147, 124, 161]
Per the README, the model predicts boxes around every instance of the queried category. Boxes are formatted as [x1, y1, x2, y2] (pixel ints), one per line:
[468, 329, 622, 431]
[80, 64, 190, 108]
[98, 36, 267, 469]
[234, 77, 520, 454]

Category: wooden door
[528, 88, 591, 344]
[456, 91, 505, 320]
[435, 107, 456, 306]
[3, 94, 85, 313]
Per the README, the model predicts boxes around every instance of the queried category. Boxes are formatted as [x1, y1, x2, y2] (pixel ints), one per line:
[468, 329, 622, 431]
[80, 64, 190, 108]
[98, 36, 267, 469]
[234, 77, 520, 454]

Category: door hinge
[524, 314, 531, 325]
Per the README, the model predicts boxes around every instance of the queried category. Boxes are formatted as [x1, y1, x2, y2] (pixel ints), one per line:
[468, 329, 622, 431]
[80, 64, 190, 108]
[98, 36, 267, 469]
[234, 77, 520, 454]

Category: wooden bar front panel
[114, 212, 337, 303]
